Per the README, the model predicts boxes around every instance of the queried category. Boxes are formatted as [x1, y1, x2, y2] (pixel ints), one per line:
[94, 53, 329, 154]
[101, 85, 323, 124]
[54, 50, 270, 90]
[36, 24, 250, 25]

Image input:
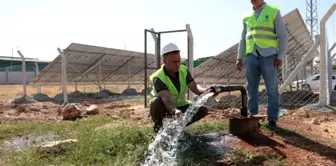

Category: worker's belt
[247, 34, 277, 40]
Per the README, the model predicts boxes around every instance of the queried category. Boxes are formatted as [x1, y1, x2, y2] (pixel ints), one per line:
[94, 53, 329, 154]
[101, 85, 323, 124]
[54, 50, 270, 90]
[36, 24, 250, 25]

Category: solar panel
[193, 9, 318, 85]
[31, 43, 156, 85]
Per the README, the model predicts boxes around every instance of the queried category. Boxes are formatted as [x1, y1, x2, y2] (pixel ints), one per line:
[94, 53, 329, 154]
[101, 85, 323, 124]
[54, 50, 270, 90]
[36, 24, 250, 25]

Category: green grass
[0, 117, 284, 166]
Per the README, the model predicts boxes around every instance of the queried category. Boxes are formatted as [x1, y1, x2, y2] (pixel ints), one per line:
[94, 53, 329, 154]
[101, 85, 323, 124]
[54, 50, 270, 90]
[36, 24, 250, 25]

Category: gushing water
[143, 92, 214, 166]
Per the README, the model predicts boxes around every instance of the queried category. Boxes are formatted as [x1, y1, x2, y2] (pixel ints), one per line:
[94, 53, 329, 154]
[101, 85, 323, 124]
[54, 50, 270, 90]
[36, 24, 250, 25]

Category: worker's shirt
[153, 66, 194, 93]
[237, 2, 288, 60]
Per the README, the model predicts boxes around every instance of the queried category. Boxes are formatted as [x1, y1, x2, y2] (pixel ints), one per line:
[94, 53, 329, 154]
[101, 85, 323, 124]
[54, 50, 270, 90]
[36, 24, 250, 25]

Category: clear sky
[0, 0, 335, 61]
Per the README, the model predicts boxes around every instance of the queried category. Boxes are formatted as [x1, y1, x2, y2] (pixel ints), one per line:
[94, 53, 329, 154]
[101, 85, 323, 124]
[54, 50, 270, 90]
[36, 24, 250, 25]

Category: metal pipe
[330, 43, 336, 52]
[145, 29, 157, 34]
[319, 3, 336, 105]
[332, 53, 336, 59]
[158, 29, 187, 34]
[144, 29, 148, 108]
[17, 50, 27, 96]
[210, 85, 248, 117]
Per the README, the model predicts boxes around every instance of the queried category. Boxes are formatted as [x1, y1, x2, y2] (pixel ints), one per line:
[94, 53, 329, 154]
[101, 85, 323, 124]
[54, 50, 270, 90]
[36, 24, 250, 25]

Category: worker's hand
[206, 86, 219, 96]
[236, 59, 243, 72]
[275, 59, 282, 68]
[173, 109, 182, 122]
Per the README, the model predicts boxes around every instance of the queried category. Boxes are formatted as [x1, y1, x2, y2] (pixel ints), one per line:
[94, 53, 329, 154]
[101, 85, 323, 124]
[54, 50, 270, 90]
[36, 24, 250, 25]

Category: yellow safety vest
[243, 4, 279, 55]
[149, 65, 190, 107]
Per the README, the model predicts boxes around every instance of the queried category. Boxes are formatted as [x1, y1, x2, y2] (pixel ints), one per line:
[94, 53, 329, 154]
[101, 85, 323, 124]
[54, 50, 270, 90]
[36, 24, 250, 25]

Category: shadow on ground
[237, 132, 287, 159]
[276, 127, 336, 163]
[177, 132, 283, 166]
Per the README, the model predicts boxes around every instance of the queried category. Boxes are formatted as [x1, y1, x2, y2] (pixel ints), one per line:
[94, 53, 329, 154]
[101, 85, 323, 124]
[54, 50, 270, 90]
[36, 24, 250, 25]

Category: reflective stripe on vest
[247, 34, 277, 40]
[149, 65, 190, 107]
[243, 4, 279, 55]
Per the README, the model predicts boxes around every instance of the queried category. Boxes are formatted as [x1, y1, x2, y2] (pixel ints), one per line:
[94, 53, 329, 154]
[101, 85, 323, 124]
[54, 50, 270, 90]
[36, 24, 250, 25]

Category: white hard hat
[162, 43, 180, 55]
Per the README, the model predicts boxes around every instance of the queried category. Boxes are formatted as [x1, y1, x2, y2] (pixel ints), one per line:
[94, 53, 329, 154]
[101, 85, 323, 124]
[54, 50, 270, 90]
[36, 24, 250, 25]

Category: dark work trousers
[149, 97, 208, 132]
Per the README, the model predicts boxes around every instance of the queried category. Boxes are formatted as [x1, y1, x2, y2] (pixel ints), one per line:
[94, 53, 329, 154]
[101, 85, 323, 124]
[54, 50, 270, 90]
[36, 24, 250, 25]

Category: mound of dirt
[69, 90, 85, 98]
[122, 88, 138, 96]
[32, 93, 51, 102]
[140, 89, 151, 95]
[105, 102, 131, 109]
[96, 89, 117, 99]
[12, 96, 37, 105]
[0, 102, 62, 122]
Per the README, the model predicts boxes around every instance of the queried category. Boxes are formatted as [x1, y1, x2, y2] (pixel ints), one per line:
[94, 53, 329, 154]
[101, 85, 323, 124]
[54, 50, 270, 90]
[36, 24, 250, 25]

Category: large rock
[37, 139, 77, 154]
[62, 103, 82, 120]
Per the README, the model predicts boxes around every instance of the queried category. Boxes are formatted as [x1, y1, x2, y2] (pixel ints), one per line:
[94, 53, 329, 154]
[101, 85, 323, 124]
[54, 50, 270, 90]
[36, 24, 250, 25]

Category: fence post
[328, 43, 336, 96]
[34, 62, 41, 93]
[150, 28, 159, 68]
[319, 3, 336, 105]
[57, 48, 68, 104]
[5, 67, 9, 84]
[16, 50, 27, 96]
[186, 24, 194, 100]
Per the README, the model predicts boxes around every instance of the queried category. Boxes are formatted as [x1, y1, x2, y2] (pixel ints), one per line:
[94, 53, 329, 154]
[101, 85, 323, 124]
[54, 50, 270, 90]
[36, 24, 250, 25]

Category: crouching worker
[149, 43, 211, 133]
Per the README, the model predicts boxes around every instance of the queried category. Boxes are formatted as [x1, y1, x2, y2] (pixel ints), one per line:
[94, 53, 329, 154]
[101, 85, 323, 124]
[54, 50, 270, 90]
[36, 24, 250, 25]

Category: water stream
[142, 92, 215, 166]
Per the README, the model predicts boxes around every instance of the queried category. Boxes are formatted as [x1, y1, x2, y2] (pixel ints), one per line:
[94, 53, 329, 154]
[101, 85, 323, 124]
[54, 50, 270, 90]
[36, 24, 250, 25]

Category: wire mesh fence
[194, 44, 321, 110]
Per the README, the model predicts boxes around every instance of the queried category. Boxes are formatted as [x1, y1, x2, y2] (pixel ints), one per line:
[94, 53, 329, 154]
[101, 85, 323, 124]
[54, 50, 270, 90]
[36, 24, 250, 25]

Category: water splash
[143, 92, 215, 166]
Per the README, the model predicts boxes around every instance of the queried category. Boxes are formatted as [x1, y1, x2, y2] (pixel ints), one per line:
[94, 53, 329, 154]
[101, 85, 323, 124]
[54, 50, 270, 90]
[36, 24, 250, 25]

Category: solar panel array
[32, 43, 157, 85]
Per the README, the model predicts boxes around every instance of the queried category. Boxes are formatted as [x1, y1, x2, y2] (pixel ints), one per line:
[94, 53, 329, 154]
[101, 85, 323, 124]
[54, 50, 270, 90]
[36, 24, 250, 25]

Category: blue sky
[0, 0, 335, 61]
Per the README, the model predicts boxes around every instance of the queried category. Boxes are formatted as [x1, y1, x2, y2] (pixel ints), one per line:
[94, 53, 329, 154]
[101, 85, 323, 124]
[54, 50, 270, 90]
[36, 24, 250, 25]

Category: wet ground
[1, 100, 336, 165]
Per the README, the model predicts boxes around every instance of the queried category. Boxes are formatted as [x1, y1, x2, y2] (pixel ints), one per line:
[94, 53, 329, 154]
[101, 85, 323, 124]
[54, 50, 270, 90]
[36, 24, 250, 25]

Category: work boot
[267, 120, 277, 131]
[248, 112, 259, 118]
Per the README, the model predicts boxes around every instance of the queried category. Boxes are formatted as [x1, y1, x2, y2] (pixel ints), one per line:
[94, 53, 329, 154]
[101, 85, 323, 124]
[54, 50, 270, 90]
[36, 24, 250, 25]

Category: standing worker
[236, 0, 288, 131]
[149, 43, 211, 133]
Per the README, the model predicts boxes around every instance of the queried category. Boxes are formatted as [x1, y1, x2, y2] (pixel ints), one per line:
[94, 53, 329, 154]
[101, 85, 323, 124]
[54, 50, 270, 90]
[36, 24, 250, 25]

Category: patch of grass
[187, 121, 229, 135]
[1, 118, 285, 165]
[1, 116, 153, 166]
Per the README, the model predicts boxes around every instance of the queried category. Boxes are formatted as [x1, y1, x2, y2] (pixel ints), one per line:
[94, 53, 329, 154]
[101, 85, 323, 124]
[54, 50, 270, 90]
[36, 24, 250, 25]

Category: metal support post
[17, 50, 27, 96]
[280, 35, 320, 93]
[186, 24, 194, 100]
[128, 61, 130, 88]
[332, 53, 336, 59]
[150, 28, 159, 68]
[98, 58, 102, 91]
[157, 33, 161, 69]
[34, 62, 41, 93]
[144, 29, 148, 108]
[5, 67, 9, 84]
[319, 3, 336, 105]
[328, 42, 336, 96]
[57, 48, 68, 104]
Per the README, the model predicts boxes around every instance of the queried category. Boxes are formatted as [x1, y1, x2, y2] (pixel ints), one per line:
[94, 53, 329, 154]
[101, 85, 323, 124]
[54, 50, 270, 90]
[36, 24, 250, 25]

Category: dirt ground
[0, 100, 335, 165]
